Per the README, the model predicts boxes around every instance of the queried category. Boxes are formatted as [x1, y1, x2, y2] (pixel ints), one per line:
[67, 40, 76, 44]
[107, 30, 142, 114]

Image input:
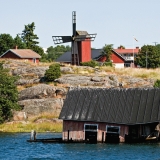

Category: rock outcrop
[18, 98, 63, 119]
[14, 84, 67, 120]
[2, 60, 155, 122]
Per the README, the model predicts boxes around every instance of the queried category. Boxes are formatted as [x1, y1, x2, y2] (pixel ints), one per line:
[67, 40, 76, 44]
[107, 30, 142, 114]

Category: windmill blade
[52, 36, 72, 44]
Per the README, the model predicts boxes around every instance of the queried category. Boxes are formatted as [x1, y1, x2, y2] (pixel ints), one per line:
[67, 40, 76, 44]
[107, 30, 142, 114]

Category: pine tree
[0, 62, 20, 123]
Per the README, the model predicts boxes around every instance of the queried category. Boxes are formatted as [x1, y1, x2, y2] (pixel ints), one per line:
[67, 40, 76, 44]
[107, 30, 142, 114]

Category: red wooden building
[76, 31, 91, 63]
[59, 88, 160, 143]
[0, 49, 41, 63]
[96, 50, 125, 68]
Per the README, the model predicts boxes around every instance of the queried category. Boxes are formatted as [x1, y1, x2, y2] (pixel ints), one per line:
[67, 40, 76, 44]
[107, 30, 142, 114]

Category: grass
[0, 113, 62, 133]
[30, 113, 59, 122]
[111, 68, 160, 80]
[0, 122, 62, 133]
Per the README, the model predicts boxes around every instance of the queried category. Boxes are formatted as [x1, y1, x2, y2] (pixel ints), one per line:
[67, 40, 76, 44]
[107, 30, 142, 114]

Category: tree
[101, 44, 113, 62]
[0, 34, 14, 55]
[14, 34, 27, 49]
[21, 22, 39, 48]
[0, 62, 20, 123]
[135, 45, 160, 68]
[44, 63, 61, 82]
[31, 45, 47, 62]
[118, 45, 125, 49]
[155, 44, 160, 52]
[46, 45, 71, 61]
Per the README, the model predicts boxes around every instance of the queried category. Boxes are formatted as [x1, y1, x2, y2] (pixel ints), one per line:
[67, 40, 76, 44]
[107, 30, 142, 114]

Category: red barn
[0, 48, 41, 63]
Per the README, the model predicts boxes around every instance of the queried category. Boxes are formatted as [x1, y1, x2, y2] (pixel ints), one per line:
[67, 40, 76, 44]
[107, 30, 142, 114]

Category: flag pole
[133, 35, 134, 68]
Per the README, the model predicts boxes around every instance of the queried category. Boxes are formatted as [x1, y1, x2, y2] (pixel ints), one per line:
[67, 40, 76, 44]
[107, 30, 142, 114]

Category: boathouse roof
[59, 88, 160, 125]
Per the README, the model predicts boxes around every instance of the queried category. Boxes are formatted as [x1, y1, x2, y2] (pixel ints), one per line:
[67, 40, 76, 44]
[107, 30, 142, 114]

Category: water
[0, 133, 160, 160]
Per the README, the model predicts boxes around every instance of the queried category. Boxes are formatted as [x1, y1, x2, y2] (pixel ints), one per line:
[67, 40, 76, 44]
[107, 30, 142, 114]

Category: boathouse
[59, 88, 160, 143]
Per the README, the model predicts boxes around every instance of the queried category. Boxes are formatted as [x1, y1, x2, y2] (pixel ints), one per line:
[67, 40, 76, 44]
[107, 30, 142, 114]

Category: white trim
[113, 63, 124, 68]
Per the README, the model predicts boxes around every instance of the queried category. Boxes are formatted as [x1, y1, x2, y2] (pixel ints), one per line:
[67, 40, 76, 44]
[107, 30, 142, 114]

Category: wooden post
[68, 130, 69, 141]
[102, 132, 104, 143]
[30, 130, 36, 140]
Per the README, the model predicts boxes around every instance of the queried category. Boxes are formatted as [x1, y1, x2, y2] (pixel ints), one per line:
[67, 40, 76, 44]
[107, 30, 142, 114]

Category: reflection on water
[0, 133, 160, 160]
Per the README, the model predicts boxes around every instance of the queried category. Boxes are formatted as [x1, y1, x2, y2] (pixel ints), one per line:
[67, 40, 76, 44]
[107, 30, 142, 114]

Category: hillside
[0, 59, 159, 132]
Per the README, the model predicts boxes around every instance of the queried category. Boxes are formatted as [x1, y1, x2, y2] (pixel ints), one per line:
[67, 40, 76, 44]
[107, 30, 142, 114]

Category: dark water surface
[0, 133, 160, 160]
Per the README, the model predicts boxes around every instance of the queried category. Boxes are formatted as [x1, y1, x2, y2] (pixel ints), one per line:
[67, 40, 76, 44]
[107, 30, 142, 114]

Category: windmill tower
[52, 11, 96, 65]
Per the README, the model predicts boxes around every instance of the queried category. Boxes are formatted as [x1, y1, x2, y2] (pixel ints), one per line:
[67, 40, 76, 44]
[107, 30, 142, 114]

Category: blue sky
[0, 0, 160, 49]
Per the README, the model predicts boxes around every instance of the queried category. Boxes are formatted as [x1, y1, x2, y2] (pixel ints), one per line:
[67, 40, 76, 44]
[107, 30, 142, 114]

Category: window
[84, 124, 98, 132]
[106, 126, 120, 134]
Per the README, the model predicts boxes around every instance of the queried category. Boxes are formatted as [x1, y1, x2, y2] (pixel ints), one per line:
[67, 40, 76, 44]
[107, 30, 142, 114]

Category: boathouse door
[105, 126, 120, 143]
[84, 124, 98, 143]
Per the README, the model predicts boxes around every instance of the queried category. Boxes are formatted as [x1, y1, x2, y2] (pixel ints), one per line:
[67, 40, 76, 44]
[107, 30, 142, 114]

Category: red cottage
[0, 49, 41, 63]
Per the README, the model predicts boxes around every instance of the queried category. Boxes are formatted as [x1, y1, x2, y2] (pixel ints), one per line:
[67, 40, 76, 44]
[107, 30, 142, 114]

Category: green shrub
[45, 63, 61, 82]
[81, 60, 99, 68]
[154, 79, 160, 88]
[103, 61, 113, 67]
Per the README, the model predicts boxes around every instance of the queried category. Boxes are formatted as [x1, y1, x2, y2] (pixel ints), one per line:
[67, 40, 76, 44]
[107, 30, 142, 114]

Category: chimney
[14, 45, 18, 49]
[136, 47, 139, 49]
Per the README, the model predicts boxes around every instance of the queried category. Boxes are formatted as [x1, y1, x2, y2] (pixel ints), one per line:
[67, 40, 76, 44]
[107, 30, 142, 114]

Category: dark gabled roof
[0, 49, 41, 58]
[56, 51, 71, 62]
[56, 49, 125, 62]
[56, 49, 103, 62]
[91, 49, 103, 60]
[59, 88, 160, 125]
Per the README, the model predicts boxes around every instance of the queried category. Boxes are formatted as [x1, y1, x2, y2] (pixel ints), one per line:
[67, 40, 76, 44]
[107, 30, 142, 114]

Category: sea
[0, 132, 160, 160]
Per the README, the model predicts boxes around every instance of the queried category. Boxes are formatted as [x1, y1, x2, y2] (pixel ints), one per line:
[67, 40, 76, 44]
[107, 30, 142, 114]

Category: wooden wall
[63, 120, 128, 142]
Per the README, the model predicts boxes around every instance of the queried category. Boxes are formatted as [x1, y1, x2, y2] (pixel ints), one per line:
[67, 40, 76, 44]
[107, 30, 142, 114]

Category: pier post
[30, 130, 37, 140]
[68, 130, 69, 141]
[102, 132, 104, 143]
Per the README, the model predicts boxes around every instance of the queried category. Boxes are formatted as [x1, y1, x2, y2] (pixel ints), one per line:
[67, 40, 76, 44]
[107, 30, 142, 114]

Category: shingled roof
[59, 88, 160, 125]
[0, 49, 41, 58]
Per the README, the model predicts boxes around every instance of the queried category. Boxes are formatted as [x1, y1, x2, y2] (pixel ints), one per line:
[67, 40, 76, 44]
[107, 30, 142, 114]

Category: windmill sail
[52, 36, 72, 44]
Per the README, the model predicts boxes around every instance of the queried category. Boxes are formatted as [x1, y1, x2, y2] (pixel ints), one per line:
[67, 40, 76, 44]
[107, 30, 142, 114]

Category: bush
[103, 61, 113, 67]
[154, 79, 160, 88]
[45, 63, 61, 82]
[81, 60, 99, 68]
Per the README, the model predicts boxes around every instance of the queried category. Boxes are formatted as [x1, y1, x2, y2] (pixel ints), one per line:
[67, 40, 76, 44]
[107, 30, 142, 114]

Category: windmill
[52, 11, 97, 65]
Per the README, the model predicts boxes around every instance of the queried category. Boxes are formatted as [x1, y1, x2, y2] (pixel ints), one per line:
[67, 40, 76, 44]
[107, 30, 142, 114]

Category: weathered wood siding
[63, 120, 128, 142]
[1, 51, 20, 59]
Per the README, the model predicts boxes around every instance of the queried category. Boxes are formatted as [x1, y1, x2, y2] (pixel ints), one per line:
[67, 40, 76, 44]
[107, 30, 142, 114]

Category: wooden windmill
[52, 11, 96, 65]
